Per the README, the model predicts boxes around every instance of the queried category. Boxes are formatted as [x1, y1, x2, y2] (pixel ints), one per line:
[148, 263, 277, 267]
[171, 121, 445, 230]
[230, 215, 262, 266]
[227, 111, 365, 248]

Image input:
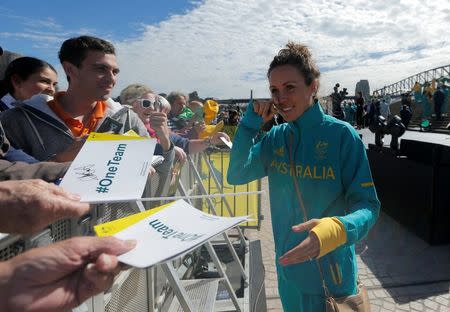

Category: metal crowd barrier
[0, 149, 263, 312]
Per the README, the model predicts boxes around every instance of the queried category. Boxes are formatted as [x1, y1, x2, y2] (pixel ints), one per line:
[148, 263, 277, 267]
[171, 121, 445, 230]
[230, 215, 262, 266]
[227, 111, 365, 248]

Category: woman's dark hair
[0, 56, 56, 98]
[267, 41, 320, 86]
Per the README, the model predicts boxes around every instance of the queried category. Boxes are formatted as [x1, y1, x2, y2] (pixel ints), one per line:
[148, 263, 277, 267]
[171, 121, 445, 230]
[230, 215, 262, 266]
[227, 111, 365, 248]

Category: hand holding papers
[60, 132, 156, 203]
[94, 200, 248, 268]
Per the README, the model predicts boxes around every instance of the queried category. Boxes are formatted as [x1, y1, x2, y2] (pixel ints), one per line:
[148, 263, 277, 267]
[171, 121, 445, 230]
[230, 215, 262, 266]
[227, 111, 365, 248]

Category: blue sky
[1, 0, 449, 98]
[1, 1, 197, 63]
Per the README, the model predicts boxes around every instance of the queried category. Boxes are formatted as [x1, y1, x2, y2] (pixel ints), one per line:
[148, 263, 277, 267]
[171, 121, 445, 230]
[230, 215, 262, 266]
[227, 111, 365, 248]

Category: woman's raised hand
[253, 99, 276, 123]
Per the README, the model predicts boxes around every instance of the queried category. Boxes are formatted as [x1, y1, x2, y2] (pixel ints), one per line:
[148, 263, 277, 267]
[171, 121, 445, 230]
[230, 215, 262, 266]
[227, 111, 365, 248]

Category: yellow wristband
[310, 217, 347, 258]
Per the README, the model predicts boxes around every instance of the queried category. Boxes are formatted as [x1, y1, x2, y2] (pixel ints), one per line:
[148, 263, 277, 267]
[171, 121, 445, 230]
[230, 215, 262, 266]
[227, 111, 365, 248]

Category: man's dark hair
[58, 35, 115, 68]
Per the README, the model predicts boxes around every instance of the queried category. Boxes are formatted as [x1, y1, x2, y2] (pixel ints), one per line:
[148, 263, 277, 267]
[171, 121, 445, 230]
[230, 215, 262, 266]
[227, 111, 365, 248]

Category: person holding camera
[330, 83, 346, 120]
[228, 42, 379, 311]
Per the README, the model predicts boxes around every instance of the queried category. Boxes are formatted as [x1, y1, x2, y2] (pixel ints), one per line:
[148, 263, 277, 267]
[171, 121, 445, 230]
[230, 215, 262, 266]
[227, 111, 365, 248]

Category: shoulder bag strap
[288, 132, 331, 298]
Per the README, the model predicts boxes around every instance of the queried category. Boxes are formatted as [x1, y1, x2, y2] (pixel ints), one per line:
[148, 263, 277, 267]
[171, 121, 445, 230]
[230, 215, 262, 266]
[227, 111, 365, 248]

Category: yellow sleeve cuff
[310, 217, 347, 258]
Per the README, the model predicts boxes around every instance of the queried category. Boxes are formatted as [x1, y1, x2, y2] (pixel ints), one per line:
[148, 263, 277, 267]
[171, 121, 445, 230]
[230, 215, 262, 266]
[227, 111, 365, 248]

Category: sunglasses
[139, 99, 154, 109]
[136, 96, 164, 112]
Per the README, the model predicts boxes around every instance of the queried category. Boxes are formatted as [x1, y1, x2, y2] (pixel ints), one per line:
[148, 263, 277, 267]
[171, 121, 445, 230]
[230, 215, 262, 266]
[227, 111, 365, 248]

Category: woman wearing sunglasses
[120, 84, 230, 160]
[228, 42, 379, 311]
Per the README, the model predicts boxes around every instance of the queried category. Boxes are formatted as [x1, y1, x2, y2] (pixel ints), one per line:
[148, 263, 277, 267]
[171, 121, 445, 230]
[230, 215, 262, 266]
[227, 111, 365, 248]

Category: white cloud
[112, 0, 450, 98]
[3, 1, 448, 99]
[0, 10, 63, 31]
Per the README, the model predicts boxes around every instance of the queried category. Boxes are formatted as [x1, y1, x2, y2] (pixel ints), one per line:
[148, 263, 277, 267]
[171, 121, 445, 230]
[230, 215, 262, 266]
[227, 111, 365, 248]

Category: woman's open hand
[279, 219, 321, 265]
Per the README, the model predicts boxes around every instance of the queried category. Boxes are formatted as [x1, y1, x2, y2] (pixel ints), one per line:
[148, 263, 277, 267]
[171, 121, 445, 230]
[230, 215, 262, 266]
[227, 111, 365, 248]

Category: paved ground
[245, 178, 450, 311]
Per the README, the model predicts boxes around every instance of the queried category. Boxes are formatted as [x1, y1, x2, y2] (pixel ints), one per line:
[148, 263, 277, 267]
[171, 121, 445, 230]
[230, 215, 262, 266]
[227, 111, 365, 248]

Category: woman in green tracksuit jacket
[227, 42, 380, 311]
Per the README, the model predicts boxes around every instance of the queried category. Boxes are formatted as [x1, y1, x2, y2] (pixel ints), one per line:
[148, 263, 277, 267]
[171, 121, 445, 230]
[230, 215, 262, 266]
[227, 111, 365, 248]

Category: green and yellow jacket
[228, 101, 380, 296]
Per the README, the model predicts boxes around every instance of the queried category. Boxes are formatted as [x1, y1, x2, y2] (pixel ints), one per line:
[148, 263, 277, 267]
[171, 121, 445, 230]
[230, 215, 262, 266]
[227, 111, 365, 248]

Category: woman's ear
[310, 79, 319, 96]
[10, 74, 22, 91]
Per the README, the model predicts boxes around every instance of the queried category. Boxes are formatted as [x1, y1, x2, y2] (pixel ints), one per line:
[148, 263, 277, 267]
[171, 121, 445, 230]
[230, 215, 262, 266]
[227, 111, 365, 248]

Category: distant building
[355, 80, 370, 101]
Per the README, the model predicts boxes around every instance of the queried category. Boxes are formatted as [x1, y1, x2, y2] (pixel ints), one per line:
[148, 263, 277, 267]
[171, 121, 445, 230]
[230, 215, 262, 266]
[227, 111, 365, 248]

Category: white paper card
[60, 137, 156, 203]
[114, 200, 248, 268]
[220, 136, 233, 148]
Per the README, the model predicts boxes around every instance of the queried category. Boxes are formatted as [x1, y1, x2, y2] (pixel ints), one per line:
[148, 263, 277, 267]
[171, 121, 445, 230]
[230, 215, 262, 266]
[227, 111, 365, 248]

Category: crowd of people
[328, 91, 398, 130]
[411, 79, 449, 121]
[326, 79, 450, 132]
[0, 35, 239, 311]
[3, 33, 445, 312]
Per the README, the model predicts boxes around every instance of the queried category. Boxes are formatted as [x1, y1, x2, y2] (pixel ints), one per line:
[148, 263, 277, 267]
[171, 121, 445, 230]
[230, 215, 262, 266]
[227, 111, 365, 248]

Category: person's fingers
[83, 263, 115, 295]
[149, 112, 167, 118]
[176, 149, 187, 162]
[51, 197, 91, 219]
[46, 183, 83, 201]
[253, 100, 260, 113]
[150, 116, 167, 123]
[278, 239, 309, 265]
[253, 100, 263, 116]
[278, 234, 320, 265]
[269, 102, 277, 116]
[25, 180, 88, 220]
[29, 179, 52, 192]
[94, 253, 119, 273]
[279, 252, 308, 265]
[264, 102, 277, 121]
[257, 101, 268, 116]
[149, 113, 168, 124]
[253, 100, 274, 121]
[64, 237, 137, 260]
[292, 219, 320, 232]
[261, 101, 271, 117]
[217, 132, 229, 138]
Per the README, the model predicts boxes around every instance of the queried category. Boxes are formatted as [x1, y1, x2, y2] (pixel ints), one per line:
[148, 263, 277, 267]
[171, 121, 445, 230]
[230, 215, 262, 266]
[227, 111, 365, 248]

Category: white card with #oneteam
[60, 134, 156, 203]
[114, 200, 248, 268]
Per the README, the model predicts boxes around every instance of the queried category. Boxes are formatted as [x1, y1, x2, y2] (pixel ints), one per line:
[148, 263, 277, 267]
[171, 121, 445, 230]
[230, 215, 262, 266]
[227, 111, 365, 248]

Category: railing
[373, 64, 450, 96]
[0, 149, 263, 312]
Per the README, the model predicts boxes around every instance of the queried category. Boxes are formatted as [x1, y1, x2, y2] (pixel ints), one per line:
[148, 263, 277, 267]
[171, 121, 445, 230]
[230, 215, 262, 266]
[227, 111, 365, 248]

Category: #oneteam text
[270, 160, 336, 180]
[148, 219, 205, 242]
[96, 144, 127, 194]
